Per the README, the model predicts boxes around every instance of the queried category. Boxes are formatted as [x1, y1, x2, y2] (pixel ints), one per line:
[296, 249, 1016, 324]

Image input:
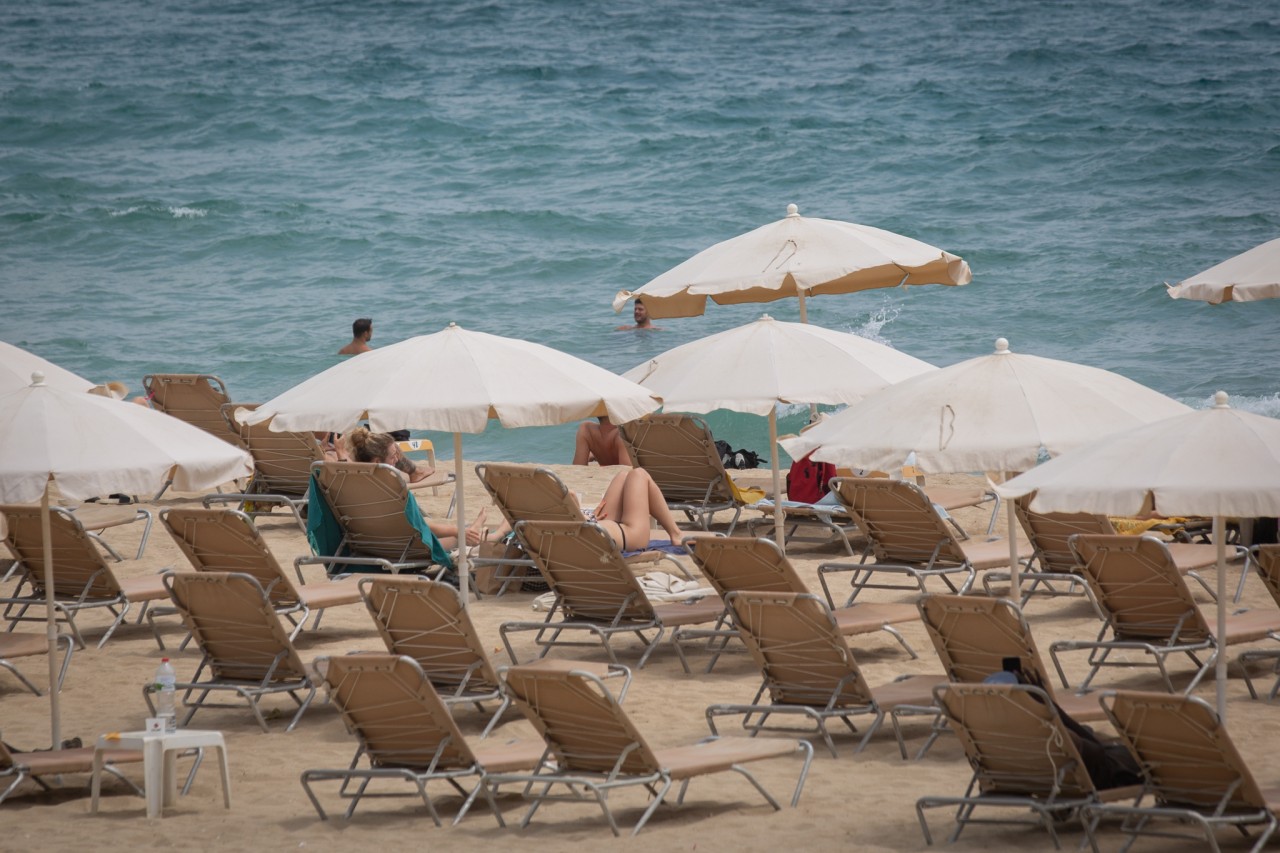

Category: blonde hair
[346, 427, 416, 474]
[345, 427, 395, 463]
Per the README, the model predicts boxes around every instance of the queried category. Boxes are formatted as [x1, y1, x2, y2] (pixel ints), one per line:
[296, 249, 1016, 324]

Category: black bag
[715, 439, 761, 470]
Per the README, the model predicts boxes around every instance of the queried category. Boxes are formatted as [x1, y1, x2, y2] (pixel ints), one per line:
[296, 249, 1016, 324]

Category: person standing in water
[339, 317, 374, 355]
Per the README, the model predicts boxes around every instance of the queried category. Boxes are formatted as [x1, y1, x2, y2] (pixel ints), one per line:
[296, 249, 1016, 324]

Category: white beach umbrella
[613, 203, 972, 322]
[0, 373, 253, 749]
[238, 322, 662, 602]
[780, 338, 1192, 596]
[1167, 237, 1280, 304]
[623, 314, 935, 547]
[994, 392, 1280, 719]
[0, 341, 94, 396]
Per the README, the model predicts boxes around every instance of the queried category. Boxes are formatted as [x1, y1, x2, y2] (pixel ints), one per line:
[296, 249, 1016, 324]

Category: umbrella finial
[1213, 390, 1230, 408]
[30, 371, 46, 386]
[786, 203, 799, 217]
[759, 313, 773, 322]
[994, 338, 1010, 355]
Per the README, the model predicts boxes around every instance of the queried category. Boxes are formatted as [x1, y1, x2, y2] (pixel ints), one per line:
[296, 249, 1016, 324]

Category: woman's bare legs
[595, 468, 684, 548]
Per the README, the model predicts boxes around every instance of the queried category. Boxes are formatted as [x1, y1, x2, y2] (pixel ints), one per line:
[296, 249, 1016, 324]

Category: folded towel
[623, 538, 688, 556]
[530, 571, 714, 612]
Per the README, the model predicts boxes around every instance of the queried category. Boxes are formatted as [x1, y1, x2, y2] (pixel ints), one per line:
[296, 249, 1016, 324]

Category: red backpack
[785, 452, 837, 503]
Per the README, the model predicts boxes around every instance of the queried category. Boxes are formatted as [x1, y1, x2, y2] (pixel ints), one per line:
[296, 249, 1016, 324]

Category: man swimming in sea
[338, 317, 373, 354]
[616, 298, 662, 330]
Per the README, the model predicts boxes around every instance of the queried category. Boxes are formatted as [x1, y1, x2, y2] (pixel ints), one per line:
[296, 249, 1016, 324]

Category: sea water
[2, 0, 1277, 464]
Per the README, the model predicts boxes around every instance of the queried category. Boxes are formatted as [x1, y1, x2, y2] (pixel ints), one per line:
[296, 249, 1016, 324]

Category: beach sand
[2, 463, 1271, 852]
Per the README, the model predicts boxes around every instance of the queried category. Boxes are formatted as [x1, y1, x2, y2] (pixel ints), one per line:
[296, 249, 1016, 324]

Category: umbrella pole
[796, 290, 808, 324]
[42, 479, 62, 751]
[454, 433, 469, 606]
[770, 409, 784, 553]
[1003, 472, 1020, 603]
[1214, 515, 1227, 720]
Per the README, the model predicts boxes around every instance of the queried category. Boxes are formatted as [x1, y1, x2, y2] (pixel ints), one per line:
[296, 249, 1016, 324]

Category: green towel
[306, 473, 454, 574]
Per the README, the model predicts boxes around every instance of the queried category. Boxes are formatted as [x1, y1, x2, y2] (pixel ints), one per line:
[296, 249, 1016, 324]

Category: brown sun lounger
[618, 413, 754, 534]
[142, 373, 245, 448]
[0, 631, 73, 696]
[1237, 544, 1280, 699]
[492, 662, 813, 836]
[499, 520, 722, 668]
[682, 536, 918, 671]
[162, 507, 363, 641]
[299, 653, 545, 823]
[0, 504, 169, 648]
[817, 477, 1032, 603]
[1049, 535, 1280, 694]
[1086, 689, 1280, 853]
[705, 590, 945, 757]
[916, 682, 1133, 850]
[1, 739, 143, 806]
[162, 571, 319, 732]
[475, 462, 691, 595]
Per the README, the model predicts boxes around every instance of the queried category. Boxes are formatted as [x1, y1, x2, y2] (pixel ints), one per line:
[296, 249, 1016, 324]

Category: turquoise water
[2, 0, 1277, 464]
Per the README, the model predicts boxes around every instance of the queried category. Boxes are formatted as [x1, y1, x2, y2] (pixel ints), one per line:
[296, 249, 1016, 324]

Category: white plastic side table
[89, 729, 231, 818]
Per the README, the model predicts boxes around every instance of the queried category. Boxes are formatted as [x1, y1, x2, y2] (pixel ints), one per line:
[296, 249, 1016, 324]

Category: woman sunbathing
[589, 466, 690, 552]
[345, 427, 507, 547]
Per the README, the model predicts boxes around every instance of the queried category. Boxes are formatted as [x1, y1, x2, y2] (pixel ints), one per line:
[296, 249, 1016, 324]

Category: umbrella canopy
[781, 338, 1192, 475]
[240, 323, 659, 434]
[0, 372, 253, 750]
[613, 203, 972, 321]
[780, 338, 1192, 599]
[624, 314, 935, 547]
[238, 323, 663, 603]
[0, 341, 94, 396]
[995, 392, 1280, 718]
[1167, 237, 1280, 304]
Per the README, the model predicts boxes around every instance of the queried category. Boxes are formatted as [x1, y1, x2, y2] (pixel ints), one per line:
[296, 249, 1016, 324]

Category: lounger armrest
[815, 560, 862, 609]
[293, 554, 442, 581]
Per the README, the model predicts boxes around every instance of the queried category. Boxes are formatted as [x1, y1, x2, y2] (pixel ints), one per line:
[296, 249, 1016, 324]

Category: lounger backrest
[142, 373, 244, 448]
[1069, 535, 1210, 642]
[311, 462, 434, 563]
[475, 462, 585, 530]
[0, 505, 123, 600]
[727, 591, 874, 708]
[1252, 545, 1280, 612]
[919, 593, 1056, 689]
[223, 403, 323, 499]
[324, 653, 477, 771]
[938, 683, 1096, 799]
[504, 664, 659, 776]
[618, 414, 736, 507]
[165, 572, 309, 683]
[831, 478, 968, 566]
[360, 577, 498, 695]
[1014, 494, 1115, 574]
[1103, 690, 1267, 812]
[516, 520, 657, 623]
[162, 507, 298, 608]
[687, 536, 806, 599]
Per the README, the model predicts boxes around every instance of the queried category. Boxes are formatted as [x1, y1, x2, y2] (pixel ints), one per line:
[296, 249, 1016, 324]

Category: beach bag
[715, 439, 761, 470]
[473, 537, 549, 595]
[786, 452, 836, 503]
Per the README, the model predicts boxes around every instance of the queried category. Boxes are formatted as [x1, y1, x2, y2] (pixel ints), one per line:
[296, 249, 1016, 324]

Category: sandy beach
[2, 462, 1273, 852]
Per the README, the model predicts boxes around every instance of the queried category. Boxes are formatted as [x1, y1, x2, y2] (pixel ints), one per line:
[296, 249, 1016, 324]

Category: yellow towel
[1110, 516, 1190, 536]
[729, 480, 766, 505]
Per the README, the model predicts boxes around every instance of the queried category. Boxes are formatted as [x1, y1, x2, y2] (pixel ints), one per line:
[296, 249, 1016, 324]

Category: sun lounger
[705, 590, 945, 758]
[0, 632, 73, 696]
[816, 477, 1031, 603]
[196, 402, 325, 531]
[681, 536, 918, 671]
[916, 682, 1131, 850]
[1085, 689, 1280, 853]
[161, 571, 319, 732]
[1237, 545, 1280, 699]
[161, 507, 363, 641]
[1, 739, 143, 806]
[299, 653, 546, 823]
[141, 373, 245, 448]
[491, 662, 813, 836]
[0, 504, 169, 648]
[909, 593, 1111, 760]
[1049, 535, 1280, 694]
[498, 519, 723, 668]
[301, 461, 453, 579]
[992, 495, 1237, 605]
[618, 413, 758, 533]
[62, 502, 154, 561]
[359, 576, 631, 737]
[475, 462, 691, 596]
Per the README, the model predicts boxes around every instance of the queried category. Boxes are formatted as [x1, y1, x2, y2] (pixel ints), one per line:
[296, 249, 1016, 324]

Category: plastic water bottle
[153, 657, 178, 733]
